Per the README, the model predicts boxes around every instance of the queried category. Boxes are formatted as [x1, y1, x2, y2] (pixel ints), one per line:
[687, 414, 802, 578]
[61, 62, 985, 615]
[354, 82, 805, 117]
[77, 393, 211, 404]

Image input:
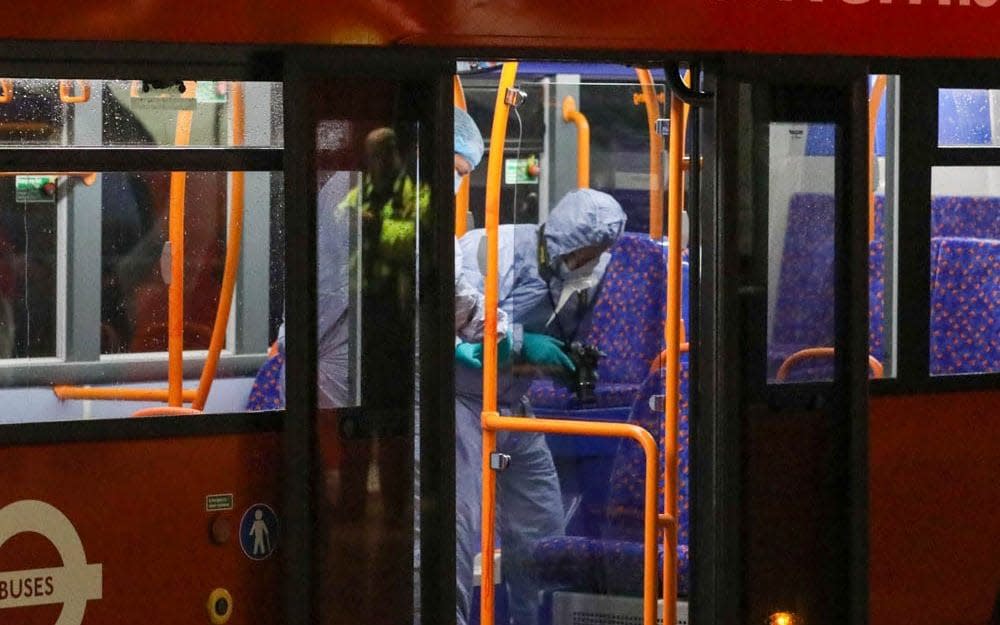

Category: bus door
[699, 67, 872, 625]
[282, 51, 456, 625]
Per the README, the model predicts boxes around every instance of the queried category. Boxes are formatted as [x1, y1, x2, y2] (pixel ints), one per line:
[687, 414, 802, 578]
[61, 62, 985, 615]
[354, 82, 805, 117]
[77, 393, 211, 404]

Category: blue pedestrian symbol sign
[239, 504, 278, 560]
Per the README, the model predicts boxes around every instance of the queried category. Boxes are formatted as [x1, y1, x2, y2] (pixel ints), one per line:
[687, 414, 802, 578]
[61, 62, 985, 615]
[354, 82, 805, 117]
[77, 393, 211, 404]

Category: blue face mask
[454, 171, 463, 194]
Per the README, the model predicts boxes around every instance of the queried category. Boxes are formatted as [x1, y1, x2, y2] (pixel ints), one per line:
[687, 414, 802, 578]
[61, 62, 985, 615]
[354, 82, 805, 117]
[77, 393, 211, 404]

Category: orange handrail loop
[635, 69, 664, 239]
[869, 75, 888, 242]
[561, 95, 590, 189]
[454, 75, 472, 237]
[0, 79, 12, 104]
[58, 80, 91, 104]
[193, 81, 246, 411]
[482, 412, 660, 625]
[775, 347, 885, 381]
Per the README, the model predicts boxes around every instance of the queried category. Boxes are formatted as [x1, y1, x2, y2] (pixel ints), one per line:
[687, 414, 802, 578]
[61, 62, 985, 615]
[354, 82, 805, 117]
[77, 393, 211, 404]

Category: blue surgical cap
[454, 107, 485, 170]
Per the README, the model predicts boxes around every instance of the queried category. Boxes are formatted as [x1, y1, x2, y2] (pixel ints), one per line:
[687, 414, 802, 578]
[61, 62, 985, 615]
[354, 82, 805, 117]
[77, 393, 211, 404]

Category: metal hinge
[504, 87, 527, 108]
[489, 452, 511, 472]
[655, 118, 670, 137]
[648, 394, 666, 413]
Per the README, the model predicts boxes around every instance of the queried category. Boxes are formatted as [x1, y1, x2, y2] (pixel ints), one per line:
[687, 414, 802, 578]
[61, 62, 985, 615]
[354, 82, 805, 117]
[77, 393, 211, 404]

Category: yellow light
[769, 612, 799, 625]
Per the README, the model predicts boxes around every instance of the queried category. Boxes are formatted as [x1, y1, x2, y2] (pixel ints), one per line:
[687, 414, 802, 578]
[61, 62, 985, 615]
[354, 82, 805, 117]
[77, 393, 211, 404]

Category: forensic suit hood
[542, 188, 627, 269]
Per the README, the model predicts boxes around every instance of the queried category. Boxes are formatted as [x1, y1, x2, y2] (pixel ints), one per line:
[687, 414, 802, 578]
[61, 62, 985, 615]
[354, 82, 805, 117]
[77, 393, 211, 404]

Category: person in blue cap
[453, 187, 628, 625]
[454, 106, 509, 347]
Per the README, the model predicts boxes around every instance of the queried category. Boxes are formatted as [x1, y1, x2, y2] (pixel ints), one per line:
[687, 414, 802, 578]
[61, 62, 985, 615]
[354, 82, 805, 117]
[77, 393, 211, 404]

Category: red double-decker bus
[0, 3, 997, 625]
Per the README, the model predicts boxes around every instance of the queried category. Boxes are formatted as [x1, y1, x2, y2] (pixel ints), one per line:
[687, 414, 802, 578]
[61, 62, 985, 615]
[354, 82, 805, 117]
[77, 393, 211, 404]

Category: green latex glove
[497, 334, 512, 365]
[455, 335, 513, 369]
[521, 332, 576, 372]
[455, 341, 482, 369]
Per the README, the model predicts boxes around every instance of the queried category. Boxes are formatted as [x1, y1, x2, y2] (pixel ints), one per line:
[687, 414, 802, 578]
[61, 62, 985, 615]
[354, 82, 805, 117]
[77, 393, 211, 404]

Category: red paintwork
[2, 0, 1000, 59]
[0, 433, 282, 625]
[870, 391, 1000, 625]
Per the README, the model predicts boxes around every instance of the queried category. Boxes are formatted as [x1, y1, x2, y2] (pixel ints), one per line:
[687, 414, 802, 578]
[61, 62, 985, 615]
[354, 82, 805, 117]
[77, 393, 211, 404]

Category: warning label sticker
[205, 494, 234, 512]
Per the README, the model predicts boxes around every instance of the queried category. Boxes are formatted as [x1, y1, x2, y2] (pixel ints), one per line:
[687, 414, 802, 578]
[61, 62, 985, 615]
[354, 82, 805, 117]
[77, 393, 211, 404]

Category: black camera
[563, 341, 605, 404]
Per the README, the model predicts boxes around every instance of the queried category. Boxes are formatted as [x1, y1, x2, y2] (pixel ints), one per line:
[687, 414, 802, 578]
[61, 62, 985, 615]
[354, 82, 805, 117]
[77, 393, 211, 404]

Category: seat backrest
[932, 196, 1000, 240]
[246, 349, 285, 411]
[775, 238, 889, 382]
[772, 193, 893, 379]
[930, 236, 1000, 375]
[869, 238, 887, 364]
[772, 192, 837, 348]
[595, 187, 652, 237]
[602, 359, 690, 545]
[582, 233, 688, 385]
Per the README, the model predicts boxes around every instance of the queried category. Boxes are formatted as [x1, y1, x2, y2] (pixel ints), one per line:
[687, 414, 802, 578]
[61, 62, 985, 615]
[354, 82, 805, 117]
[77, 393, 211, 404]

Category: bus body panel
[870, 391, 1000, 625]
[1, 0, 1000, 59]
[0, 432, 281, 625]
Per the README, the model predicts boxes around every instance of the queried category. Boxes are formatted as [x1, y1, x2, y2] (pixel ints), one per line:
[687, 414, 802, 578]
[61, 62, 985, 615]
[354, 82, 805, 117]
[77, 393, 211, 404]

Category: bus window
[459, 68, 669, 235]
[768, 75, 899, 383]
[297, 73, 429, 625]
[767, 121, 838, 383]
[0, 79, 281, 148]
[930, 165, 1000, 376]
[871, 75, 899, 380]
[938, 88, 1000, 148]
[0, 175, 58, 358]
[929, 86, 1000, 376]
[0, 79, 283, 421]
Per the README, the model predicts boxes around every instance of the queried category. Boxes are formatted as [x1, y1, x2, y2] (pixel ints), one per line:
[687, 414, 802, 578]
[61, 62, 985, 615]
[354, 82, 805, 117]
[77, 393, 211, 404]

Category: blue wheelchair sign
[240, 503, 278, 560]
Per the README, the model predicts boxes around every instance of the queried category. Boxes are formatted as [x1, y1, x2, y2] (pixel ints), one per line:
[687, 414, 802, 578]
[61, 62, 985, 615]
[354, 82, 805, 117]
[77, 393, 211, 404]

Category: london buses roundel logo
[0, 500, 103, 625]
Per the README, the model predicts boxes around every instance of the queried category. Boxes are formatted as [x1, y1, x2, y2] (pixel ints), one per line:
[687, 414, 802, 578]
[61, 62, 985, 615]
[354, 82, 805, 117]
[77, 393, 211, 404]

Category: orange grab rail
[869, 75, 887, 242]
[660, 75, 689, 625]
[53, 386, 197, 403]
[480, 61, 518, 625]
[775, 347, 885, 381]
[193, 81, 246, 411]
[58, 80, 91, 104]
[635, 69, 664, 239]
[131, 406, 202, 417]
[167, 92, 195, 406]
[561, 95, 590, 189]
[0, 79, 12, 104]
[454, 75, 472, 237]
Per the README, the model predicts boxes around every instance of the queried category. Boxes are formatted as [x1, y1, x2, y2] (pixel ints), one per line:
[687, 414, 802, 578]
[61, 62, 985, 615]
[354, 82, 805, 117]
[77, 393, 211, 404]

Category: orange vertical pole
[193, 82, 245, 410]
[662, 82, 687, 625]
[480, 61, 518, 625]
[561, 95, 590, 189]
[636, 69, 664, 239]
[167, 96, 195, 407]
[455, 75, 472, 237]
[868, 75, 887, 242]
